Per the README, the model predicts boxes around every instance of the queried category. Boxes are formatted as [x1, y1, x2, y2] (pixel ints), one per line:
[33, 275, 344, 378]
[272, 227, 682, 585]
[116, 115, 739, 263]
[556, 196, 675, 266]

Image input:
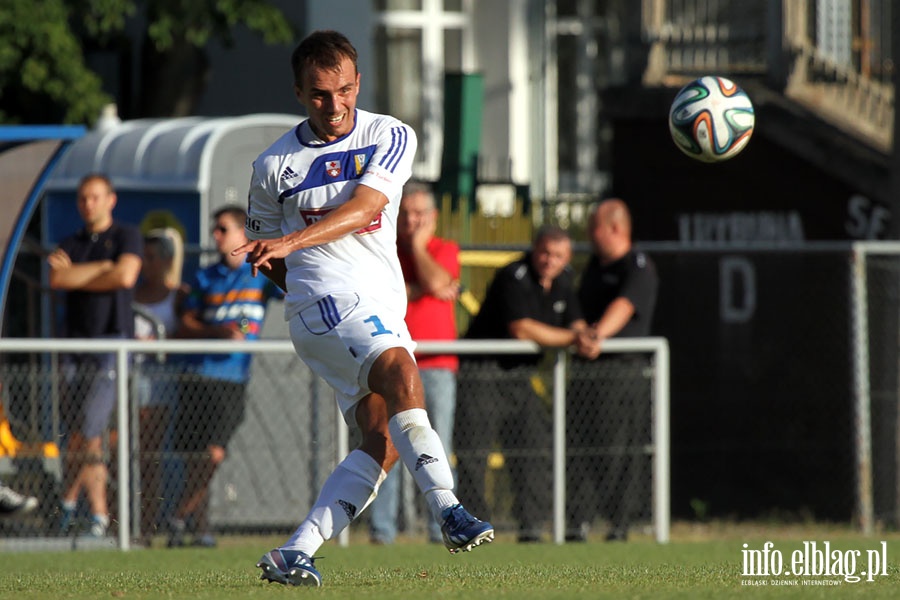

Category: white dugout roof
[44, 113, 300, 194]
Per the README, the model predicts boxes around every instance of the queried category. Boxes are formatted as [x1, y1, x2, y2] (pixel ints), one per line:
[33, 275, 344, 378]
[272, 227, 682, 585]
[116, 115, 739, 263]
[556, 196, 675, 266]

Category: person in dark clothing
[455, 225, 589, 542]
[569, 198, 659, 542]
[48, 173, 143, 537]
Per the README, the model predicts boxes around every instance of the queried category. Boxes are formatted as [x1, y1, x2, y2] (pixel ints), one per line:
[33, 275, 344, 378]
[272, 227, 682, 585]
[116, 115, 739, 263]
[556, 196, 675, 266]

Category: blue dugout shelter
[0, 126, 86, 336]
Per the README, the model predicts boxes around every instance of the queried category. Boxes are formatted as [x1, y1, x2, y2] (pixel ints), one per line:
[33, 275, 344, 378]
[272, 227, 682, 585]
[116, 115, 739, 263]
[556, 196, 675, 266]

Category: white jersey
[245, 109, 416, 320]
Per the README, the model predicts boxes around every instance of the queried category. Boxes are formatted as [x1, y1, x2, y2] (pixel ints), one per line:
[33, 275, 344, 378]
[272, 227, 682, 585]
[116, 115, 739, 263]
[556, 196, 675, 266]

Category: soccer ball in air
[668, 76, 755, 163]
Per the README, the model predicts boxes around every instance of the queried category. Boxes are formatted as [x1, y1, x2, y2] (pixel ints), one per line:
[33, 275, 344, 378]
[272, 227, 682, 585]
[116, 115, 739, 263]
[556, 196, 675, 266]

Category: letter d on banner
[720, 256, 756, 323]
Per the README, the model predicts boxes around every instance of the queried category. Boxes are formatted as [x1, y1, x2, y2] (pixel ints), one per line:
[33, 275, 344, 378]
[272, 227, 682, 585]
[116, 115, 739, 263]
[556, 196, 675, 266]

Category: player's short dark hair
[213, 204, 247, 227]
[292, 30, 359, 87]
[401, 181, 437, 211]
[77, 172, 114, 194]
[402, 180, 435, 199]
[533, 224, 571, 246]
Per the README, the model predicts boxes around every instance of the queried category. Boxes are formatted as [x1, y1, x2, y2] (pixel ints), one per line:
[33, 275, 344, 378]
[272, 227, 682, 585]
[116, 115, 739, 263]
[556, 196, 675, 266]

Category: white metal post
[116, 347, 130, 551]
[653, 340, 671, 544]
[552, 349, 567, 544]
[337, 410, 350, 547]
[850, 243, 874, 535]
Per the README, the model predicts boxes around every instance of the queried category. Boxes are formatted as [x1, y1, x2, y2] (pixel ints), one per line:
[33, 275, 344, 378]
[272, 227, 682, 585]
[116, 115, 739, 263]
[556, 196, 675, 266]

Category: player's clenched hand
[232, 238, 291, 276]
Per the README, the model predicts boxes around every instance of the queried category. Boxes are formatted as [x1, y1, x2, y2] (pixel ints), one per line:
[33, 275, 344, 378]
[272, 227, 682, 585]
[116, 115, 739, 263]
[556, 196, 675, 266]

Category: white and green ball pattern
[668, 76, 755, 163]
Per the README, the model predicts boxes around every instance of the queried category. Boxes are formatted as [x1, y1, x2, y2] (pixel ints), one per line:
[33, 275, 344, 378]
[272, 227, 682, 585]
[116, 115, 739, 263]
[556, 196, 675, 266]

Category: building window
[374, 0, 472, 180]
[550, 0, 612, 195]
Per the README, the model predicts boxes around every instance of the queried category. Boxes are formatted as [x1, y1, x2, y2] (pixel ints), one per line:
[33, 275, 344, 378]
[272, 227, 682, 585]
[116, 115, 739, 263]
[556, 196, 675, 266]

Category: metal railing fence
[0, 337, 670, 551]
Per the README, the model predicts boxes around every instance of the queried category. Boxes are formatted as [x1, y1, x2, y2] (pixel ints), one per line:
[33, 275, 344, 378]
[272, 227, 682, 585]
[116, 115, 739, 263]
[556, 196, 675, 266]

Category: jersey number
[364, 315, 393, 337]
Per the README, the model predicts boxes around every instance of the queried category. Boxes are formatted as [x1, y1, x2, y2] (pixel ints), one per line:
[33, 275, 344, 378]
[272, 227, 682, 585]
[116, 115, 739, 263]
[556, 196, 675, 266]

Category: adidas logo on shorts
[415, 453, 438, 471]
[337, 499, 357, 520]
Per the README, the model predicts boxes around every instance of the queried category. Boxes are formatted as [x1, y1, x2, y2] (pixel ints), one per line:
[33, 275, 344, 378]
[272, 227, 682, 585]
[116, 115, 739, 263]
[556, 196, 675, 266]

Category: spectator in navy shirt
[48, 173, 143, 538]
[167, 205, 282, 548]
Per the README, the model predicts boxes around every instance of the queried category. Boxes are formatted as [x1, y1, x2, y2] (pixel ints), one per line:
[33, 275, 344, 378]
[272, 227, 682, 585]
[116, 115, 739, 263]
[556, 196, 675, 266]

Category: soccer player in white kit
[233, 30, 493, 588]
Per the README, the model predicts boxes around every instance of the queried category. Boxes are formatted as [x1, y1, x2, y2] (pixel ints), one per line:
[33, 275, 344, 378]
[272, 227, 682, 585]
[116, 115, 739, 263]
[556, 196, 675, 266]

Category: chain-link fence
[0, 338, 669, 550]
[0, 340, 335, 550]
[854, 243, 900, 531]
[453, 352, 659, 542]
[635, 242, 900, 531]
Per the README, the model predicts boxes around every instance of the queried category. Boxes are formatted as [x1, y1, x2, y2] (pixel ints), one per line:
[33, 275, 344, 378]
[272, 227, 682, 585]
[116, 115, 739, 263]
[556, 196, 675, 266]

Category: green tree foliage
[144, 0, 294, 49]
[0, 0, 294, 125]
[0, 0, 110, 124]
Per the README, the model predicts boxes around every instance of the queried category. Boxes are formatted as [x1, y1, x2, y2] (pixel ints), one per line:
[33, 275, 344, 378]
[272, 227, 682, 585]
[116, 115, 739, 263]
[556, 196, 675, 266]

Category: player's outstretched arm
[233, 184, 388, 276]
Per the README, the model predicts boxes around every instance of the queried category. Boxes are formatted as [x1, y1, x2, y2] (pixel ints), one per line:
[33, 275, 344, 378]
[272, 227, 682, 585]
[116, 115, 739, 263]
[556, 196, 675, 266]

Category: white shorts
[288, 291, 417, 424]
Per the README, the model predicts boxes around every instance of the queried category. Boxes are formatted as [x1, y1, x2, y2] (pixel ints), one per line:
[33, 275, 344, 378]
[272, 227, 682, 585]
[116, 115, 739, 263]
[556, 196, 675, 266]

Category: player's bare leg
[258, 350, 492, 586]
[258, 394, 392, 587]
[369, 348, 494, 553]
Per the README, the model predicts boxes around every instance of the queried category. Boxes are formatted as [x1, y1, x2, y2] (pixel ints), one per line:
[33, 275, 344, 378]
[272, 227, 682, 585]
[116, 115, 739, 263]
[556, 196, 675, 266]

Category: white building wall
[472, 1, 532, 186]
[507, 1, 533, 187]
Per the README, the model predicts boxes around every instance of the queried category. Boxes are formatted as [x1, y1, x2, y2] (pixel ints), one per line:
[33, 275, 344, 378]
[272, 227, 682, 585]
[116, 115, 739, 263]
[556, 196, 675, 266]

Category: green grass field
[2, 526, 899, 599]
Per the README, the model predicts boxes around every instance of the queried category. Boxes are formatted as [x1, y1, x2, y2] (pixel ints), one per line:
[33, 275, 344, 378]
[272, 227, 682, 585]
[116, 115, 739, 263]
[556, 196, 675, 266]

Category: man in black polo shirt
[455, 225, 588, 543]
[568, 198, 658, 542]
[48, 173, 143, 538]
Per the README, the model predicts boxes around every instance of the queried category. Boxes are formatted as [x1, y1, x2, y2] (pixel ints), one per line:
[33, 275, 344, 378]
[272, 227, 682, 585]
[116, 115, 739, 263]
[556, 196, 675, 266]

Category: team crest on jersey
[326, 160, 341, 177]
[354, 154, 367, 175]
